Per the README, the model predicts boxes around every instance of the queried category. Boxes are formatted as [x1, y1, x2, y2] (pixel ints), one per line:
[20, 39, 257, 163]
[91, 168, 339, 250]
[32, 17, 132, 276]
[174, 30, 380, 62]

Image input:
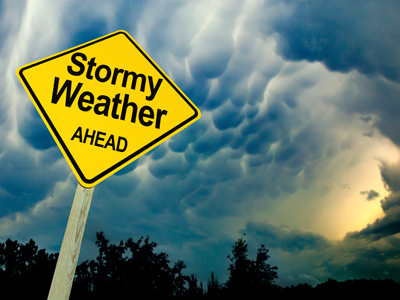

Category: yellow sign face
[17, 30, 201, 188]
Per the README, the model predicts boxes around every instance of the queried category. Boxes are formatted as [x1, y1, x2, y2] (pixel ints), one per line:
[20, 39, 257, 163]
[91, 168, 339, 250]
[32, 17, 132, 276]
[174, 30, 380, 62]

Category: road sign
[17, 30, 201, 187]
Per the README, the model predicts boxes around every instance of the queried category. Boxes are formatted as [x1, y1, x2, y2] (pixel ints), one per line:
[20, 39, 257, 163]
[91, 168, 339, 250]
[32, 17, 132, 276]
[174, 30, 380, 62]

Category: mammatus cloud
[269, 1, 400, 149]
[336, 75, 400, 146]
[270, 0, 400, 82]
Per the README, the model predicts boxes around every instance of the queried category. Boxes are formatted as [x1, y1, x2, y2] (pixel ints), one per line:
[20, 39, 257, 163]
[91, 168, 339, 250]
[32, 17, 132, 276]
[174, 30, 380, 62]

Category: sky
[1, 0, 400, 288]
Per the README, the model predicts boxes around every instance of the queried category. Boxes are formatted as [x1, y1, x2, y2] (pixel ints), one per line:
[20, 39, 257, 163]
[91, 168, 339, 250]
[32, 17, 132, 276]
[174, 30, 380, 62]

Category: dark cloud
[336, 74, 400, 146]
[239, 98, 327, 174]
[129, 150, 246, 220]
[188, 3, 242, 80]
[97, 172, 141, 198]
[68, 19, 108, 47]
[150, 144, 168, 160]
[212, 101, 245, 130]
[271, 0, 400, 81]
[201, 153, 243, 185]
[380, 192, 400, 213]
[194, 129, 234, 156]
[245, 105, 259, 119]
[189, 42, 233, 80]
[245, 221, 400, 286]
[350, 209, 400, 242]
[380, 161, 400, 193]
[202, 84, 230, 111]
[338, 246, 400, 281]
[360, 190, 380, 201]
[246, 221, 332, 253]
[114, 1, 147, 38]
[183, 146, 200, 163]
[138, 3, 179, 57]
[181, 79, 210, 108]
[61, 0, 146, 49]
[89, 0, 335, 207]
[0, 148, 68, 216]
[114, 160, 138, 176]
[350, 161, 400, 241]
[18, 105, 56, 150]
[148, 152, 189, 179]
[178, 235, 233, 284]
[168, 120, 208, 153]
[330, 234, 400, 282]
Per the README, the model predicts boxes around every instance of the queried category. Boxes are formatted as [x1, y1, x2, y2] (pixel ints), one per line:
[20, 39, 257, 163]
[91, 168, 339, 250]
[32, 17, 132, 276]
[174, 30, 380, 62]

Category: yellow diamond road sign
[17, 30, 201, 188]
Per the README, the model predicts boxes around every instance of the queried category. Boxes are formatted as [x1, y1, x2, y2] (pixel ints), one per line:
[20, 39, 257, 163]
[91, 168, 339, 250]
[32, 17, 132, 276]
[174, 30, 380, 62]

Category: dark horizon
[1, 232, 399, 299]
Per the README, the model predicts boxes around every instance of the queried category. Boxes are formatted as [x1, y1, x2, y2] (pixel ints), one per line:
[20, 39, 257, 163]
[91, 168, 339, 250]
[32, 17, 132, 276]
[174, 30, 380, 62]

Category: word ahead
[71, 127, 127, 152]
[17, 30, 201, 187]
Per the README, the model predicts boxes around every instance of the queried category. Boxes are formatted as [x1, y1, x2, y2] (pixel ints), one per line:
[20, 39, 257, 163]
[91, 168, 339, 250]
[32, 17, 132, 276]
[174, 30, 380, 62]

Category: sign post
[47, 185, 94, 300]
[16, 30, 201, 299]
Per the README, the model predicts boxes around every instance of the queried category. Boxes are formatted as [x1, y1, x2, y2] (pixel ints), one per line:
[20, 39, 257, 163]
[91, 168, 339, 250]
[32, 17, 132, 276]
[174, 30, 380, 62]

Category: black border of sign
[18, 30, 199, 186]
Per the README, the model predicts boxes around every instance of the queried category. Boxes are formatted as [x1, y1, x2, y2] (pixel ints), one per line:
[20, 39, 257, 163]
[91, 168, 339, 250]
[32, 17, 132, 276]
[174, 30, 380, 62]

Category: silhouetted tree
[5, 235, 400, 298]
[226, 235, 251, 291]
[173, 260, 188, 296]
[185, 273, 204, 297]
[253, 244, 278, 288]
[206, 271, 223, 297]
[123, 235, 176, 296]
[71, 258, 96, 299]
[281, 283, 313, 297]
[93, 231, 126, 298]
[225, 234, 278, 296]
[0, 238, 57, 299]
[70, 232, 188, 299]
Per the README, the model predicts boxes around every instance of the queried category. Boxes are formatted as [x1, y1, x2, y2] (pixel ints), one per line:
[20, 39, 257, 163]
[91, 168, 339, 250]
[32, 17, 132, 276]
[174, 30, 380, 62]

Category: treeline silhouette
[0, 232, 399, 299]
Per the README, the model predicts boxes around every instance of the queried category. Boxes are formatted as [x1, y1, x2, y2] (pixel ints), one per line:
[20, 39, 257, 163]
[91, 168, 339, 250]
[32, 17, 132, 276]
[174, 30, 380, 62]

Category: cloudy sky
[1, 0, 400, 287]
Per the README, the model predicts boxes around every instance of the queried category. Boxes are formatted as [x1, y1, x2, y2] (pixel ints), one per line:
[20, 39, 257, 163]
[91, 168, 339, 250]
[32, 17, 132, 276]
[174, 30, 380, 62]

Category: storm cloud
[351, 161, 400, 241]
[0, 0, 399, 287]
[271, 0, 400, 82]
